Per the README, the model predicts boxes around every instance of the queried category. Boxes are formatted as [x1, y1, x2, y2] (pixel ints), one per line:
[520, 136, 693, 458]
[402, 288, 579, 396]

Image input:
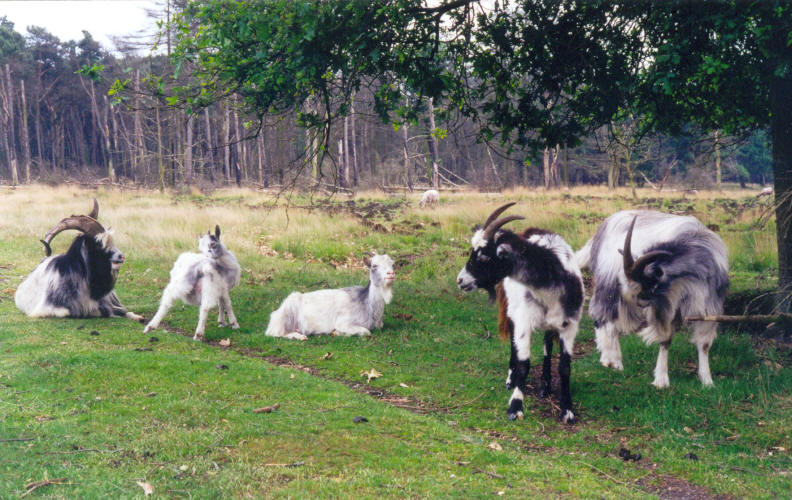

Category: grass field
[1, 185, 790, 498]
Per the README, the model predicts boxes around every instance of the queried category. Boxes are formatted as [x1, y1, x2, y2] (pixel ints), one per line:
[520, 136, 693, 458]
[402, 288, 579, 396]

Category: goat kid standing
[15, 199, 142, 321]
[457, 203, 583, 423]
[266, 253, 395, 340]
[144, 226, 241, 341]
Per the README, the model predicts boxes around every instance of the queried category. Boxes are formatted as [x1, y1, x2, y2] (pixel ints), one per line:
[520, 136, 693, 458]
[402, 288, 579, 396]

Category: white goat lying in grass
[144, 226, 241, 341]
[266, 253, 395, 340]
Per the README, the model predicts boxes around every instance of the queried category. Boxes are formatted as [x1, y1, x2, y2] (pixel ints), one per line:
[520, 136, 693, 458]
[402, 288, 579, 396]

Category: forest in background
[0, 10, 774, 193]
[0, 0, 773, 190]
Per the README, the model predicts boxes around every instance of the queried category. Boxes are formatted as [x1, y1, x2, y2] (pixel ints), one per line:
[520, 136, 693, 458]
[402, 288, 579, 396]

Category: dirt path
[154, 322, 731, 500]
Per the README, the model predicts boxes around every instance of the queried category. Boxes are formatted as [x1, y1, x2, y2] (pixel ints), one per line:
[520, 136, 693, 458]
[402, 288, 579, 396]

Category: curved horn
[87, 198, 99, 219]
[629, 250, 674, 280]
[40, 216, 106, 256]
[483, 202, 517, 230]
[622, 216, 638, 276]
[483, 215, 525, 241]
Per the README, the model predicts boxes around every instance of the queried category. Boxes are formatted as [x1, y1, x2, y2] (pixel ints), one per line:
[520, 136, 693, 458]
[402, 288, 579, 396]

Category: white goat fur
[576, 210, 728, 388]
[419, 189, 440, 208]
[266, 254, 395, 340]
[144, 228, 241, 341]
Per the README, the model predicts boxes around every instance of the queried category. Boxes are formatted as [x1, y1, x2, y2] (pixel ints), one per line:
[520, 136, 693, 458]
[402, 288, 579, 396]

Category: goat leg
[539, 331, 554, 398]
[558, 338, 575, 424]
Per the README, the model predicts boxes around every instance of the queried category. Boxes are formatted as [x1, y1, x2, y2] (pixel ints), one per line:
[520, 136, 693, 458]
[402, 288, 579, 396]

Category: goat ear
[215, 225, 221, 239]
[472, 224, 482, 232]
[363, 256, 371, 268]
[496, 242, 513, 258]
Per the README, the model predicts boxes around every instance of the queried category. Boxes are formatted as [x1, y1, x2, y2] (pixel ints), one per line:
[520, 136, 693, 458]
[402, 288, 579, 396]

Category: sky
[1, 0, 160, 52]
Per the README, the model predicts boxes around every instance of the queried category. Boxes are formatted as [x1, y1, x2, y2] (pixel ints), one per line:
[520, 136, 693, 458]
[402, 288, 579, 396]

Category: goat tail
[496, 282, 512, 343]
[265, 292, 300, 337]
[575, 238, 593, 270]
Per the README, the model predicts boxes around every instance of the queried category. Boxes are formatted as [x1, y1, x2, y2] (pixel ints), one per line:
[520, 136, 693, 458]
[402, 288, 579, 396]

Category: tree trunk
[771, 75, 792, 312]
[103, 95, 115, 182]
[337, 138, 346, 188]
[714, 130, 722, 190]
[3, 65, 19, 185]
[204, 106, 214, 181]
[134, 70, 145, 182]
[185, 114, 194, 184]
[543, 146, 550, 189]
[427, 97, 440, 189]
[223, 103, 231, 183]
[343, 115, 351, 187]
[401, 119, 411, 191]
[19, 79, 31, 183]
[486, 146, 503, 189]
[156, 104, 165, 191]
[350, 98, 359, 186]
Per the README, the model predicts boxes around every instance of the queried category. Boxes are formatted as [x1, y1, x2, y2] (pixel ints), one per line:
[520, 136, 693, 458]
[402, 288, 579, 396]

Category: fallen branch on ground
[686, 314, 792, 323]
[22, 478, 68, 497]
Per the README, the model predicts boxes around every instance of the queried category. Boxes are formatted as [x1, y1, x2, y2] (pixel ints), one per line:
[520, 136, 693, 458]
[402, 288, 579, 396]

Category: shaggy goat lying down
[266, 253, 395, 340]
[144, 226, 241, 341]
[457, 204, 583, 423]
[15, 199, 142, 321]
[576, 210, 729, 388]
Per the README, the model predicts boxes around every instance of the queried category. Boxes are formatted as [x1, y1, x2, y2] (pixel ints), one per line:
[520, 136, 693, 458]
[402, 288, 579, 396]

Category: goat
[457, 203, 583, 423]
[758, 186, 774, 197]
[576, 210, 729, 388]
[144, 226, 241, 341]
[419, 189, 440, 208]
[15, 199, 142, 321]
[266, 253, 395, 340]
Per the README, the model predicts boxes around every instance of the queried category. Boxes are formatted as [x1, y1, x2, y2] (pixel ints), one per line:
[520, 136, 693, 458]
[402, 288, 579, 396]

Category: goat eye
[478, 254, 490, 262]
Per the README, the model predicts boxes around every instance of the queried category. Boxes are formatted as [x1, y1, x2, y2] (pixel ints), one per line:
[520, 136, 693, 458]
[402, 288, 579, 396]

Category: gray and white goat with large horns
[576, 210, 729, 388]
[457, 203, 584, 423]
[144, 226, 241, 341]
[266, 253, 395, 340]
[15, 199, 142, 321]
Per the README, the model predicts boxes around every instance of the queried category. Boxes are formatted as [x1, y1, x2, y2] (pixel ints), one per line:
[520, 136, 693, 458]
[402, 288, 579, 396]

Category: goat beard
[485, 285, 497, 304]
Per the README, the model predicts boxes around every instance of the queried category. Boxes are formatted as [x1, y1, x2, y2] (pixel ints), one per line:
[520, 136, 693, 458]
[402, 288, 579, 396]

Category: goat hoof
[507, 399, 523, 421]
[231, 323, 240, 330]
[193, 334, 204, 342]
[561, 410, 576, 424]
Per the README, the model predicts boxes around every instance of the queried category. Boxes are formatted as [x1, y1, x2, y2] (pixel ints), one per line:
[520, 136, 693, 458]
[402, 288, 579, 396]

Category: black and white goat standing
[576, 210, 729, 388]
[15, 199, 142, 321]
[266, 253, 395, 340]
[457, 203, 584, 423]
[144, 226, 241, 341]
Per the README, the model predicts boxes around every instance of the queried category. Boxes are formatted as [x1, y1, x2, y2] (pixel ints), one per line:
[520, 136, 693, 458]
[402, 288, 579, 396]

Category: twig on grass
[576, 461, 643, 493]
[263, 461, 305, 467]
[21, 478, 69, 497]
[0, 437, 34, 442]
[41, 447, 121, 455]
[472, 467, 505, 479]
[441, 391, 487, 411]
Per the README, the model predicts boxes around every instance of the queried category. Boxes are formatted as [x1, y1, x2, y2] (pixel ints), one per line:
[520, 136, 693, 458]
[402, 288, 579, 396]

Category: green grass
[1, 186, 790, 498]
